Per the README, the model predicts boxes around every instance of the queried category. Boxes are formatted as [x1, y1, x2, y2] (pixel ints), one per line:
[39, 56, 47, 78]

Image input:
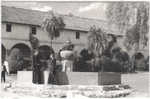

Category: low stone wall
[17, 71, 50, 84]
[61, 72, 98, 85]
[17, 71, 121, 85]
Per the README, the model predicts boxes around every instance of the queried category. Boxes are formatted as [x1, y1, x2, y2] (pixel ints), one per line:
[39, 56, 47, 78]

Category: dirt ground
[1, 71, 150, 98]
[122, 71, 149, 97]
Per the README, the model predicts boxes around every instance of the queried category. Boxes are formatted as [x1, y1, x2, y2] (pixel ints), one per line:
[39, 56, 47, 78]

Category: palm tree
[41, 11, 65, 47]
[88, 26, 108, 56]
[88, 26, 108, 72]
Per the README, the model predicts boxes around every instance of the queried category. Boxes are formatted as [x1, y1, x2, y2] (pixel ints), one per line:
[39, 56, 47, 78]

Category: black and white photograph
[0, 0, 149, 98]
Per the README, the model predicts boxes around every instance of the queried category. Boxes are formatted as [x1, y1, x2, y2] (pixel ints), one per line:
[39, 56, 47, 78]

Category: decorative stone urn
[60, 50, 74, 59]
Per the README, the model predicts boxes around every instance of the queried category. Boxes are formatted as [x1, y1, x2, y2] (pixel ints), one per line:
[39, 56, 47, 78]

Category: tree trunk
[51, 39, 53, 48]
[50, 36, 53, 48]
[131, 43, 139, 72]
[31, 49, 34, 70]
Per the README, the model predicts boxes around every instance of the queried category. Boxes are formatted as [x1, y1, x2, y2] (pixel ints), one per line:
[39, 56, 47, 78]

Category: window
[76, 31, 80, 39]
[6, 24, 12, 32]
[31, 26, 36, 35]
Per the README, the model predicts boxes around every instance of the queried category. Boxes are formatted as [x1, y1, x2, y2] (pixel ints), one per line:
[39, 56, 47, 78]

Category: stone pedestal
[55, 72, 69, 85]
[17, 71, 33, 84]
[98, 72, 121, 85]
[44, 71, 49, 85]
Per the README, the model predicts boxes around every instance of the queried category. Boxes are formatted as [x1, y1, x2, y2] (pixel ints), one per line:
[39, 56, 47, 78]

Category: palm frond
[88, 26, 108, 55]
[41, 12, 66, 42]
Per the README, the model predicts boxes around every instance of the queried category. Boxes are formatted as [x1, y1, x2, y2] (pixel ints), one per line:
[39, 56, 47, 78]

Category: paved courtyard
[1, 71, 149, 98]
[122, 72, 149, 97]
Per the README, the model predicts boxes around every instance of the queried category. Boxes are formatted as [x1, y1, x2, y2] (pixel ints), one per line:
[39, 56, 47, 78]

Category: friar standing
[32, 50, 42, 84]
[29, 32, 42, 84]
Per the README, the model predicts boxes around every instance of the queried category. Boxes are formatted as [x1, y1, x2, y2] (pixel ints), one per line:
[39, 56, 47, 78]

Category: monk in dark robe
[32, 50, 43, 84]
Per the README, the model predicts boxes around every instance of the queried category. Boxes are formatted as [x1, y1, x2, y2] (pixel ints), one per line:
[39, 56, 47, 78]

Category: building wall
[2, 23, 30, 40]
[3, 22, 148, 58]
[2, 23, 87, 53]
[36, 26, 87, 52]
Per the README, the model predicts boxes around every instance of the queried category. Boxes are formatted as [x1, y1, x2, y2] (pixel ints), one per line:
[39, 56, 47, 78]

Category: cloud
[31, 6, 52, 12]
[2, 1, 52, 12]
[78, 3, 106, 12]
[2, 2, 38, 8]
[78, 3, 100, 12]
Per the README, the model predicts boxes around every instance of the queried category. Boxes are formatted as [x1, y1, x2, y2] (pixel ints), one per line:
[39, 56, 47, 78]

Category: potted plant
[88, 26, 121, 85]
[98, 49, 121, 85]
[59, 40, 74, 71]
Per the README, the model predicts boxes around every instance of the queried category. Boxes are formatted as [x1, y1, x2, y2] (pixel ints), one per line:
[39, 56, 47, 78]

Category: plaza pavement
[1, 71, 149, 98]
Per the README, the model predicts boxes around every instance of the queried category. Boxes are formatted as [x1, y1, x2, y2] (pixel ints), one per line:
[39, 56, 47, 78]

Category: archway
[9, 43, 31, 73]
[11, 43, 31, 60]
[134, 52, 144, 60]
[134, 52, 145, 70]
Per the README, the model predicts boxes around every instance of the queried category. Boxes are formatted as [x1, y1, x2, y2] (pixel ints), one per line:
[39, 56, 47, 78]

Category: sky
[2, 1, 107, 20]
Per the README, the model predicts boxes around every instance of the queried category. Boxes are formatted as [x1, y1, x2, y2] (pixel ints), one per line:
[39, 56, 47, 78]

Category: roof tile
[2, 6, 121, 35]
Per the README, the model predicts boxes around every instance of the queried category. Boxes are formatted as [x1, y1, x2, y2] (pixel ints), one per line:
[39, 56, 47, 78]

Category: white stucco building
[2, 6, 124, 61]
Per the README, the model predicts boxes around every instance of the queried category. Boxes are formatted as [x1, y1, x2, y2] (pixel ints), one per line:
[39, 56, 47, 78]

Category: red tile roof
[2, 6, 122, 35]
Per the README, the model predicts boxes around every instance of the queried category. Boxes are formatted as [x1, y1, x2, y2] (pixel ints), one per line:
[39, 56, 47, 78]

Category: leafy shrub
[74, 57, 88, 72]
[115, 51, 130, 73]
[72, 49, 95, 72]
[99, 56, 121, 72]
[80, 48, 94, 61]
